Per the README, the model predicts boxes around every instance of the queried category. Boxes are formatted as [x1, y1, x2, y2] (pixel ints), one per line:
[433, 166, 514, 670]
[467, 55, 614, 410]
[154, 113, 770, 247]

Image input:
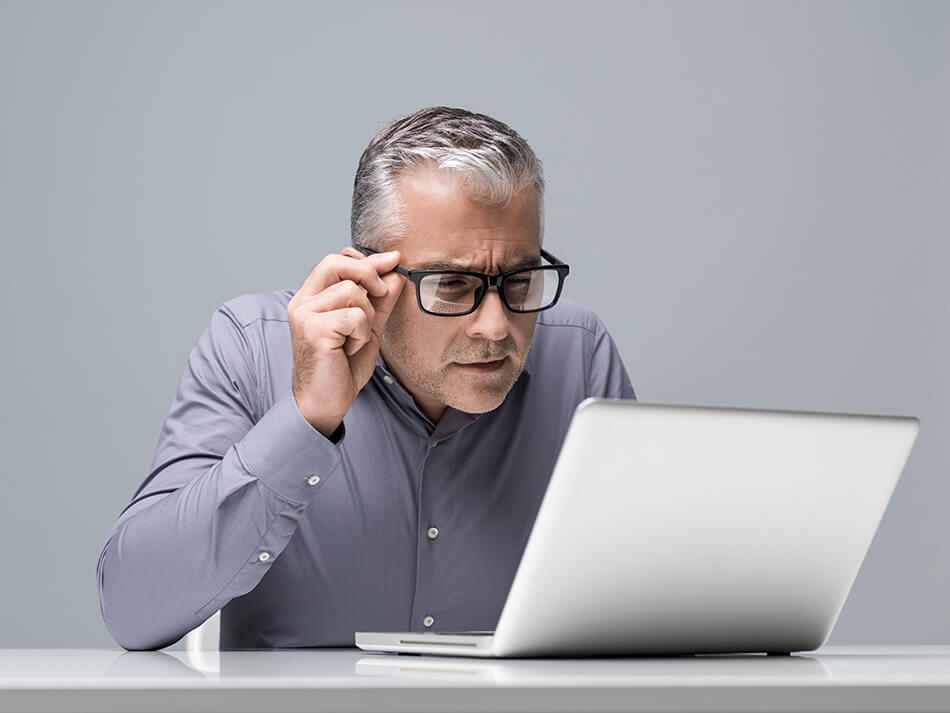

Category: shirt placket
[408, 409, 480, 631]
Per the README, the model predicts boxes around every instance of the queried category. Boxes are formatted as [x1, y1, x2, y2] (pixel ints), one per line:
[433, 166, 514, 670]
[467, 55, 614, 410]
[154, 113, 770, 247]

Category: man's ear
[341, 246, 363, 259]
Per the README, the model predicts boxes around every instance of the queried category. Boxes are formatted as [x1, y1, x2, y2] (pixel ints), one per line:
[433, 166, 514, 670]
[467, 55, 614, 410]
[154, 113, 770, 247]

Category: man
[97, 106, 635, 651]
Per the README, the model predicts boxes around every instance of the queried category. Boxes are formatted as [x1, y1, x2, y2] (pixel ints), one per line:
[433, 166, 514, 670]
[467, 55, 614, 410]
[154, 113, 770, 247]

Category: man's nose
[466, 287, 511, 341]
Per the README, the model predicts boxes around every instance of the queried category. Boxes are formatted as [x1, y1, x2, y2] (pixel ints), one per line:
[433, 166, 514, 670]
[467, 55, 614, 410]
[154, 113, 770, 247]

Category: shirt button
[382, 374, 394, 385]
[427, 527, 439, 540]
[306, 474, 321, 486]
[423, 615, 434, 628]
[257, 551, 271, 562]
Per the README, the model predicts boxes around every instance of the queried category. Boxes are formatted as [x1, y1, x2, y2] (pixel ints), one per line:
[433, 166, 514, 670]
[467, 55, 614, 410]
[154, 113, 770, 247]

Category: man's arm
[96, 304, 344, 651]
[98, 246, 405, 651]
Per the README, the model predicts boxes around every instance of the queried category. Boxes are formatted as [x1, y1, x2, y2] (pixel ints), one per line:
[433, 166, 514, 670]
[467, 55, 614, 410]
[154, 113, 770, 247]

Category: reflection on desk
[1, 646, 949, 712]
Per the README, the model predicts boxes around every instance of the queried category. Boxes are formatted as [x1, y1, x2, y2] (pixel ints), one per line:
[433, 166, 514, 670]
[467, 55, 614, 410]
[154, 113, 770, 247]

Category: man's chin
[448, 397, 507, 416]
[441, 378, 520, 415]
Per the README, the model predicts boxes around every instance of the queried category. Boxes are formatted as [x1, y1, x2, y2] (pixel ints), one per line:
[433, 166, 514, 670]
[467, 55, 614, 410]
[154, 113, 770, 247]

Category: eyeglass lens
[417, 269, 560, 314]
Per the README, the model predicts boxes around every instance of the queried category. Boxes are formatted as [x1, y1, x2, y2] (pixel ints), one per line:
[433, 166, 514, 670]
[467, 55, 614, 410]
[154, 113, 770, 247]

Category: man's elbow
[100, 598, 183, 652]
[97, 549, 183, 651]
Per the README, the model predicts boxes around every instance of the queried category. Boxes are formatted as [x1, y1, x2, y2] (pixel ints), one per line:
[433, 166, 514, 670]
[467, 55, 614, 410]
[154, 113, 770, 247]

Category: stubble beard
[380, 316, 531, 415]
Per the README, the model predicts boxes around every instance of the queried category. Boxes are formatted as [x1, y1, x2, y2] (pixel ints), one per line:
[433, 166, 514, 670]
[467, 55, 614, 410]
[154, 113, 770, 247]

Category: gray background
[1, 0, 947, 649]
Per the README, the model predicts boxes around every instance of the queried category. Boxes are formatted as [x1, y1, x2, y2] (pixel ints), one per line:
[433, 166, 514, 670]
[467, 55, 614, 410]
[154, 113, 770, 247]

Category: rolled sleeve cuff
[235, 388, 344, 505]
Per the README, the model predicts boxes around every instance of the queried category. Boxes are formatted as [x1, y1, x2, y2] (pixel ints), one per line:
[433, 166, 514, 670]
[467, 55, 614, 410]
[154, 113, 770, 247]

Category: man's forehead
[411, 249, 542, 272]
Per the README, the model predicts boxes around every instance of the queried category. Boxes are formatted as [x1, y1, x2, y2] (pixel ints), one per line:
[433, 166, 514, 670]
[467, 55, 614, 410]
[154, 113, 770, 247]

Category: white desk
[1, 646, 948, 712]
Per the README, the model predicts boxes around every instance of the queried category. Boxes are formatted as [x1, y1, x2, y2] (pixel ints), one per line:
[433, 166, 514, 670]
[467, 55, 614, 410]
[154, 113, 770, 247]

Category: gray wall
[1, 0, 947, 648]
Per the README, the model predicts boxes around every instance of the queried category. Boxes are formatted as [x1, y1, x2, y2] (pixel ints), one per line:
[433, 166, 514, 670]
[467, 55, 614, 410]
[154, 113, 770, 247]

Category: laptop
[356, 398, 920, 657]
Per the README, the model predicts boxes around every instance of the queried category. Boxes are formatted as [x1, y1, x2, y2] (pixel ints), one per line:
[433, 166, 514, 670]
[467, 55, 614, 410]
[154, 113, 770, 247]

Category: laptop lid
[489, 399, 919, 656]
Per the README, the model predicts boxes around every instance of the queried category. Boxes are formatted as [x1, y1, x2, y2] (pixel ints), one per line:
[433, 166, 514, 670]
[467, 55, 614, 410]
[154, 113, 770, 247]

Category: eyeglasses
[354, 246, 570, 316]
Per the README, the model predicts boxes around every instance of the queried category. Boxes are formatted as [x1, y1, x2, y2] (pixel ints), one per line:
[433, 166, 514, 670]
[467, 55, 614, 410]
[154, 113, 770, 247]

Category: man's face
[379, 168, 542, 423]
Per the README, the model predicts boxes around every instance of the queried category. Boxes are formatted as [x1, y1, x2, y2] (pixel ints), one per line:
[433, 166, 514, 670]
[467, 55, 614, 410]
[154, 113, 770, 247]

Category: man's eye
[506, 277, 533, 293]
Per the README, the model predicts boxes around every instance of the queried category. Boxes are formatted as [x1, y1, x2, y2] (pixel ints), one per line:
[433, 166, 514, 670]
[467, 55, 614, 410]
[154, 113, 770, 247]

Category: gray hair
[351, 106, 545, 251]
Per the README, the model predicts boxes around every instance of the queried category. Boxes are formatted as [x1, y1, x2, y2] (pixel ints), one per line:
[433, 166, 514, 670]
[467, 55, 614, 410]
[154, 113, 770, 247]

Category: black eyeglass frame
[354, 246, 571, 317]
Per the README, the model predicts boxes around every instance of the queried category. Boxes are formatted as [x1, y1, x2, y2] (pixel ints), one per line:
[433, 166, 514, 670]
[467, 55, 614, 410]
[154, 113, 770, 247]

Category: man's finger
[368, 270, 407, 337]
[294, 280, 377, 327]
[291, 251, 401, 309]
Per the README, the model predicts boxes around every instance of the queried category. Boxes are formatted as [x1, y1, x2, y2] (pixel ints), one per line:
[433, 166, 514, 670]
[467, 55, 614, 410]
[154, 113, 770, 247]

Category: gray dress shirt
[97, 290, 635, 651]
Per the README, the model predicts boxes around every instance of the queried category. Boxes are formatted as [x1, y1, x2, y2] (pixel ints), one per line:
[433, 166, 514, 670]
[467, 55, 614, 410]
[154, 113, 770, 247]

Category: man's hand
[287, 247, 405, 439]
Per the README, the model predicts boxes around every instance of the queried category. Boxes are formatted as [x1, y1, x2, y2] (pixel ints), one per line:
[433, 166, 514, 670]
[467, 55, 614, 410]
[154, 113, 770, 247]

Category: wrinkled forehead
[411, 248, 542, 274]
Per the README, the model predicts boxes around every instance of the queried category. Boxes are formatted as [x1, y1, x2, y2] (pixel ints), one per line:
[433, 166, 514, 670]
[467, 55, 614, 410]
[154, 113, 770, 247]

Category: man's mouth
[454, 357, 508, 373]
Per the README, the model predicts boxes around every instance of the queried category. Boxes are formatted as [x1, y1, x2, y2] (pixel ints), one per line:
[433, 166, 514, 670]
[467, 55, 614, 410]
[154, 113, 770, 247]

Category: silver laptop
[356, 398, 919, 657]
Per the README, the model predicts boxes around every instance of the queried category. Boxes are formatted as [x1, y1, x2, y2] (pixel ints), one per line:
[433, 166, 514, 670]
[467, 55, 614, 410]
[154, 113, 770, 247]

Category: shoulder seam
[237, 316, 290, 329]
[219, 290, 294, 330]
[536, 321, 599, 337]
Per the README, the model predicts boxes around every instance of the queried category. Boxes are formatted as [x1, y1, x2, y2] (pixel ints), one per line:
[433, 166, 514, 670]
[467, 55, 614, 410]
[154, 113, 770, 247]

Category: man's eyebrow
[415, 256, 542, 272]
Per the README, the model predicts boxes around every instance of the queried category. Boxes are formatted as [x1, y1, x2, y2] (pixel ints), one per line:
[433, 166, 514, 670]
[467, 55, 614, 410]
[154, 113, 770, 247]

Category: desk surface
[1, 646, 949, 712]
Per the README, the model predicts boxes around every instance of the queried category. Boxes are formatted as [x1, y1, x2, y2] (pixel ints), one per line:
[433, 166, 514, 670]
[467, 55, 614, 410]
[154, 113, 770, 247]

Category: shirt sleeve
[586, 317, 636, 400]
[97, 303, 344, 651]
